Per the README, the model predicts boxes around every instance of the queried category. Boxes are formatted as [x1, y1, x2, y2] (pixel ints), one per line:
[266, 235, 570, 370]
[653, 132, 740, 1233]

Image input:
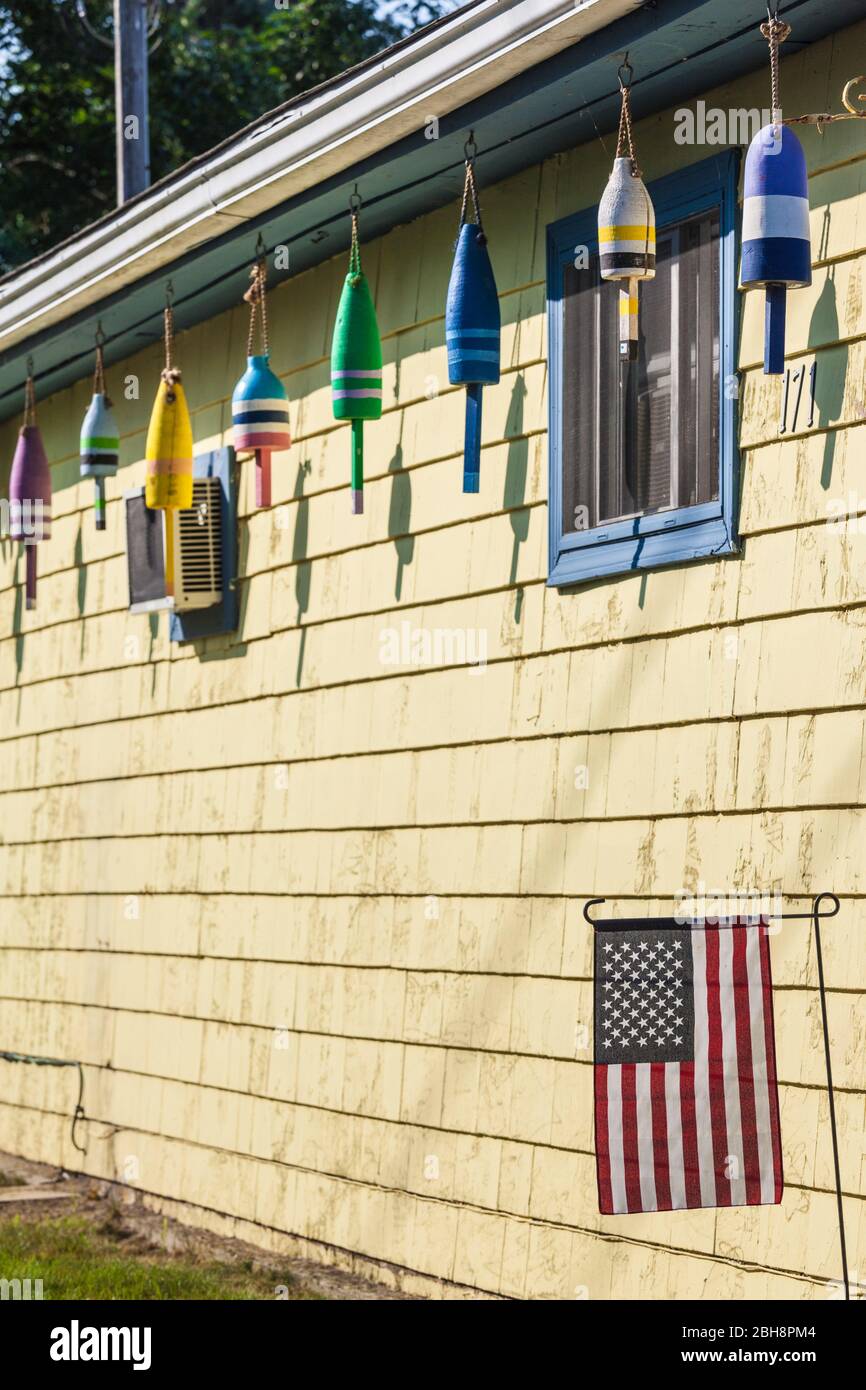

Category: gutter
[0, 0, 639, 355]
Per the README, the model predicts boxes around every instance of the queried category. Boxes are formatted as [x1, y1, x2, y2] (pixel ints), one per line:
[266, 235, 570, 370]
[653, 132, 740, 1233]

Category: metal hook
[583, 891, 842, 927]
[165, 279, 174, 307]
[70, 1061, 87, 1154]
[349, 184, 362, 214]
[464, 130, 477, 162]
[94, 320, 106, 348]
[784, 75, 866, 127]
[812, 892, 841, 919]
[617, 55, 633, 91]
[26, 354, 34, 378]
[255, 231, 266, 259]
[841, 75, 866, 114]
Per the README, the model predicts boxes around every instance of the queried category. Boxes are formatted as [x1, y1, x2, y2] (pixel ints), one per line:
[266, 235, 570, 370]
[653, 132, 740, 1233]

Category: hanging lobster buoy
[232, 253, 290, 508]
[446, 136, 500, 494]
[80, 325, 119, 530]
[598, 62, 655, 361]
[740, 18, 811, 375]
[145, 286, 193, 516]
[145, 286, 193, 597]
[331, 191, 382, 514]
[9, 363, 51, 611]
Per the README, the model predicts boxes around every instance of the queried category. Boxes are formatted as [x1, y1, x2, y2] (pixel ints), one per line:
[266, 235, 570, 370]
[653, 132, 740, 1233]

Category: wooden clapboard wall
[0, 20, 864, 1299]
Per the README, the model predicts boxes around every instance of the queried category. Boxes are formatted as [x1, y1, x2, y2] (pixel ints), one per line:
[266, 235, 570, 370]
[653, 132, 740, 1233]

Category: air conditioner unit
[169, 476, 223, 610]
[125, 447, 238, 640]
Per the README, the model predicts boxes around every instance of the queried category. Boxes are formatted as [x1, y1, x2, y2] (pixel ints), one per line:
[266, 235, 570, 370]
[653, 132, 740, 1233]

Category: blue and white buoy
[232, 353, 290, 508]
[741, 122, 811, 375]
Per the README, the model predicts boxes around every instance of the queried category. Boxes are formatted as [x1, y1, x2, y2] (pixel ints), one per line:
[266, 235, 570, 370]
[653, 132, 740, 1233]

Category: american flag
[594, 919, 783, 1214]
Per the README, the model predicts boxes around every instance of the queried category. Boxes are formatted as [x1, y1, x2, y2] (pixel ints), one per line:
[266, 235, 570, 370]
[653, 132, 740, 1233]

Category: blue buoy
[446, 221, 500, 493]
[741, 123, 811, 375]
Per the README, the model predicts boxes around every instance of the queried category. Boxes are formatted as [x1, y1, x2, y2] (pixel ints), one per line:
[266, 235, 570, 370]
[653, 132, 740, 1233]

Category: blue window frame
[547, 150, 740, 587]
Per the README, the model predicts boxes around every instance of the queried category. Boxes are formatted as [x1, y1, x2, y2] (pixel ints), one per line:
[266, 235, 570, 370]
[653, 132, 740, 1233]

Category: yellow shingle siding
[0, 21, 865, 1299]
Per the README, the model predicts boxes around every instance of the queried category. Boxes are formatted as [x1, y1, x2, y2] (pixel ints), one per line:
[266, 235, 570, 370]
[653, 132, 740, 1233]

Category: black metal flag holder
[582, 892, 849, 1302]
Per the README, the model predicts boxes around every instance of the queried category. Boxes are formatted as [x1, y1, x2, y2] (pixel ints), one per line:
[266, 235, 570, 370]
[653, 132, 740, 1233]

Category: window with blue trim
[547, 150, 739, 587]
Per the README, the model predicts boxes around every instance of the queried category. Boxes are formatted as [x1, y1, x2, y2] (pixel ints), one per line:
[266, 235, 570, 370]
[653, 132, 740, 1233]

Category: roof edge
[0, 0, 637, 357]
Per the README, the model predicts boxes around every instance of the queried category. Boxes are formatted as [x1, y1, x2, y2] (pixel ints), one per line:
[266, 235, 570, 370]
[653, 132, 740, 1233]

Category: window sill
[547, 511, 739, 588]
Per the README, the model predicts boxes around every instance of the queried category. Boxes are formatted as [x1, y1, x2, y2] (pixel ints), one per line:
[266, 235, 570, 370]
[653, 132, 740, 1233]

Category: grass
[0, 1212, 322, 1300]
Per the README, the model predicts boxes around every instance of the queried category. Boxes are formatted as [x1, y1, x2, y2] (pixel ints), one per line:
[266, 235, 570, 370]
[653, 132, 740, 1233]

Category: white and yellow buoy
[598, 62, 655, 360]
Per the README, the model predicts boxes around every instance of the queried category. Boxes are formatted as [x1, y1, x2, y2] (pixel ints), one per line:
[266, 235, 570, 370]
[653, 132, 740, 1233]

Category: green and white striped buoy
[80, 327, 119, 531]
[330, 195, 382, 514]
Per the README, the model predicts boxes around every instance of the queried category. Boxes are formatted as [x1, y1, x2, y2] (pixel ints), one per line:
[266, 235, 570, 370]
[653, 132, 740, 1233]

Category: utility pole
[114, 0, 151, 203]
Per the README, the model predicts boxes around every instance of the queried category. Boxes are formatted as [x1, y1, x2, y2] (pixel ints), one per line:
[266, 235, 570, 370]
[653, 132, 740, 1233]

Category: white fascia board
[0, 0, 638, 352]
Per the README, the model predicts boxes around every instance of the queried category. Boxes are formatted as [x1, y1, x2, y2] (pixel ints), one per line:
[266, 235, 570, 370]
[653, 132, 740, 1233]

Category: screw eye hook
[617, 55, 633, 91]
[841, 75, 865, 115]
[349, 184, 362, 214]
[464, 130, 477, 162]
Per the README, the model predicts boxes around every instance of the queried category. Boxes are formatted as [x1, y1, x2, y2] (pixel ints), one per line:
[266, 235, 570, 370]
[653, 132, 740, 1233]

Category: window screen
[562, 208, 720, 534]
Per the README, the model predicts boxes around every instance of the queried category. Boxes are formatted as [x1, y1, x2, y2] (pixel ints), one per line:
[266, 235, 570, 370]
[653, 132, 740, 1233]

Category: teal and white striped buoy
[232, 256, 290, 506]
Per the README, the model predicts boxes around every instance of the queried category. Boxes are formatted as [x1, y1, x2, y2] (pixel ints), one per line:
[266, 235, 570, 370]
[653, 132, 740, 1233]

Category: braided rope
[23, 369, 36, 428]
[348, 209, 363, 285]
[615, 76, 642, 178]
[760, 14, 791, 123]
[161, 301, 181, 398]
[459, 158, 484, 234]
[93, 342, 106, 395]
[244, 257, 269, 355]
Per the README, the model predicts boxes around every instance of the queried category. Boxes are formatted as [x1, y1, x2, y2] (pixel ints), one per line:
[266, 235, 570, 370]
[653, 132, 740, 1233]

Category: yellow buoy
[144, 288, 194, 599]
[144, 372, 193, 511]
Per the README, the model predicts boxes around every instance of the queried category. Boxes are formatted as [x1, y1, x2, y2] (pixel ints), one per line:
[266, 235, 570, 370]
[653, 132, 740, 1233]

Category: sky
[374, 0, 466, 26]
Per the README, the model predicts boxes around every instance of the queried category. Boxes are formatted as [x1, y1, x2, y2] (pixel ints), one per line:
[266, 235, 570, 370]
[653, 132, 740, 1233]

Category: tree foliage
[0, 0, 450, 271]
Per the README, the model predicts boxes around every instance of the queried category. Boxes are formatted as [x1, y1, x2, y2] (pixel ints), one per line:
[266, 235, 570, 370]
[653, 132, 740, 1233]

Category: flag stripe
[636, 1063, 658, 1212]
[607, 1064, 627, 1214]
[665, 1062, 686, 1209]
[760, 927, 784, 1201]
[704, 927, 732, 1205]
[621, 1065, 642, 1213]
[679, 1060, 703, 1207]
[595, 1064, 613, 1214]
[651, 1063, 672, 1210]
[746, 924, 776, 1203]
[734, 926, 762, 1205]
[719, 927, 747, 1205]
[690, 929, 717, 1206]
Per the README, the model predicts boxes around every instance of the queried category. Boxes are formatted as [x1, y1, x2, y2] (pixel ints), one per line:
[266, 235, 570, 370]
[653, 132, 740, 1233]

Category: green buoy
[330, 193, 382, 514]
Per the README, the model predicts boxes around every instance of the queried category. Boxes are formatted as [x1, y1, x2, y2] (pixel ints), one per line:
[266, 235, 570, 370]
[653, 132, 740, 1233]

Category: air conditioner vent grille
[177, 478, 222, 597]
